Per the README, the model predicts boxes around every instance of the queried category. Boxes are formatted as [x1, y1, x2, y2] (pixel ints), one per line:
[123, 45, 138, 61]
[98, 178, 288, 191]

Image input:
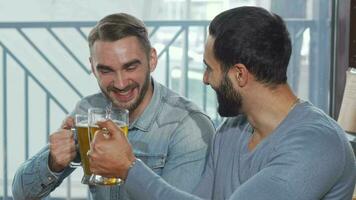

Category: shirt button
[48, 176, 53, 181]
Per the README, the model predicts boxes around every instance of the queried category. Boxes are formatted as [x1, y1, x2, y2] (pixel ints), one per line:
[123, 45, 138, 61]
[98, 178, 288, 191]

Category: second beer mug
[88, 107, 129, 186]
[70, 114, 91, 184]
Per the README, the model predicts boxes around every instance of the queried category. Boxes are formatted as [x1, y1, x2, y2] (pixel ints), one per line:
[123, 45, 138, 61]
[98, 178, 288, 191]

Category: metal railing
[0, 19, 330, 199]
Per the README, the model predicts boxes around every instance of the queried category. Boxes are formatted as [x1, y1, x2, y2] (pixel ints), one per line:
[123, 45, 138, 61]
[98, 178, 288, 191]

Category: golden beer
[76, 124, 91, 176]
[89, 122, 128, 138]
[88, 121, 128, 185]
[116, 120, 129, 137]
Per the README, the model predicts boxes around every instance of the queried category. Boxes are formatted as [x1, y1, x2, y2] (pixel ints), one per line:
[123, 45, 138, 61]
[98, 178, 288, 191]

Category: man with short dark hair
[89, 6, 356, 200]
[12, 13, 215, 200]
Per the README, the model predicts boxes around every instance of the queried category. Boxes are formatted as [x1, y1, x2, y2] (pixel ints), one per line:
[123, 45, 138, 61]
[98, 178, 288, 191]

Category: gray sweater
[124, 101, 356, 200]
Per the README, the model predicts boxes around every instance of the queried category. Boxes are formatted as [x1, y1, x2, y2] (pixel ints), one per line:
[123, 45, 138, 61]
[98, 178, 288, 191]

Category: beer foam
[76, 123, 88, 127]
[112, 120, 128, 127]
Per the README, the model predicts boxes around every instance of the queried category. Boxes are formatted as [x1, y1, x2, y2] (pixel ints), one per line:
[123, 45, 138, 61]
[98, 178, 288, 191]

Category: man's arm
[89, 120, 208, 200]
[91, 121, 355, 200]
[126, 159, 204, 200]
[124, 127, 353, 200]
[125, 136, 218, 200]
[12, 117, 77, 199]
[12, 145, 76, 199]
[125, 118, 218, 200]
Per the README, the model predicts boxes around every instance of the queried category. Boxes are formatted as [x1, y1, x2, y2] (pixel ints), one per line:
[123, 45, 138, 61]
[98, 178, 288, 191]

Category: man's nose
[113, 72, 127, 89]
[203, 71, 209, 85]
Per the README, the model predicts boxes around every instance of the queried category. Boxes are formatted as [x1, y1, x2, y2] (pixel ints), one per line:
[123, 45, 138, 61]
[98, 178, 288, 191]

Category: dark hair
[209, 6, 291, 85]
[88, 13, 151, 55]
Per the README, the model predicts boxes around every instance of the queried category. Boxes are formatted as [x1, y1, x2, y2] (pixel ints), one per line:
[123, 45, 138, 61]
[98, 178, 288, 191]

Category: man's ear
[229, 63, 249, 87]
[149, 48, 158, 72]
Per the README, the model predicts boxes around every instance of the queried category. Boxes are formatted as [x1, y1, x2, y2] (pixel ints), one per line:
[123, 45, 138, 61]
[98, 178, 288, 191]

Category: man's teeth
[119, 90, 130, 95]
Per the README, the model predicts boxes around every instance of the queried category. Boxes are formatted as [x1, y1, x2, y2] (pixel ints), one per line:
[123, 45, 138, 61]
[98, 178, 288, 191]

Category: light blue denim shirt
[12, 79, 215, 200]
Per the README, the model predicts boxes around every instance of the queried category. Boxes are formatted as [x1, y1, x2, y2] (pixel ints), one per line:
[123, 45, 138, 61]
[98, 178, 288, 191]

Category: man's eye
[99, 69, 112, 74]
[204, 65, 211, 72]
[126, 65, 137, 71]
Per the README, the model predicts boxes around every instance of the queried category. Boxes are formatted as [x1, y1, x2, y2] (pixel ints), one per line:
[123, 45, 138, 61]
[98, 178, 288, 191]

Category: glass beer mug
[69, 114, 91, 184]
[88, 107, 129, 185]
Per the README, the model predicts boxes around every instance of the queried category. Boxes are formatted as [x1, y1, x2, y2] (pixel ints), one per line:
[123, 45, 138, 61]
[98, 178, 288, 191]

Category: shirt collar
[129, 78, 162, 132]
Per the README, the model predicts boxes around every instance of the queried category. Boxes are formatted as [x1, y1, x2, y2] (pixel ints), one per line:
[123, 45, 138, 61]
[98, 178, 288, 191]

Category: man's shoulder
[288, 102, 345, 139]
[156, 84, 211, 125]
[275, 103, 351, 160]
[160, 85, 205, 114]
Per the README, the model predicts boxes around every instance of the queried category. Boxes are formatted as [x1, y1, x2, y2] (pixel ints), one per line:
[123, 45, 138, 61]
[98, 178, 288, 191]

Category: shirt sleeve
[11, 99, 86, 199]
[125, 159, 205, 200]
[159, 112, 215, 192]
[12, 145, 75, 199]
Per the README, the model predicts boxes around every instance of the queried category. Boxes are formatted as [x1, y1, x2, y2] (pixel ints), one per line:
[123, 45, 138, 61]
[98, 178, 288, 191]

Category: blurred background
[0, 0, 352, 199]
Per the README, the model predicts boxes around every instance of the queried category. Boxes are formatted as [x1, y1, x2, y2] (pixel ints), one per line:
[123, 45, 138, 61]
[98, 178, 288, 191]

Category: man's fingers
[61, 116, 75, 129]
[93, 129, 107, 142]
[97, 120, 125, 138]
[49, 129, 74, 144]
[60, 129, 75, 139]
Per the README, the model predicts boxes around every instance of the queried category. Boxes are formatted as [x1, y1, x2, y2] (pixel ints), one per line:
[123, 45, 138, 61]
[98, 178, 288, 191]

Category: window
[0, 0, 334, 199]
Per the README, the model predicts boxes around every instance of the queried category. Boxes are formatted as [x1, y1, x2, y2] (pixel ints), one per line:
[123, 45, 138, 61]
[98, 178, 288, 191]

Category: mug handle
[69, 127, 81, 168]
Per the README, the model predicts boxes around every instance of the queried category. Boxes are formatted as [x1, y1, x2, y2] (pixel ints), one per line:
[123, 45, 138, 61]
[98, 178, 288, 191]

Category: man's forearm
[125, 159, 203, 200]
[12, 147, 73, 199]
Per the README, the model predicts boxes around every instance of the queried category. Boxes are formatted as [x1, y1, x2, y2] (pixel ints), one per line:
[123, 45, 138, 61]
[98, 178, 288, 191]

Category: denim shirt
[12, 79, 215, 200]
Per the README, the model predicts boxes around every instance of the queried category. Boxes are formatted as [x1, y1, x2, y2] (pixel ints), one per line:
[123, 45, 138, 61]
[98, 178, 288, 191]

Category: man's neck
[244, 84, 298, 150]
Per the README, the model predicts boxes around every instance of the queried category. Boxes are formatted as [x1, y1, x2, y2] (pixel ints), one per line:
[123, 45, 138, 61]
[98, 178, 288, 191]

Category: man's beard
[215, 74, 242, 117]
[101, 71, 151, 112]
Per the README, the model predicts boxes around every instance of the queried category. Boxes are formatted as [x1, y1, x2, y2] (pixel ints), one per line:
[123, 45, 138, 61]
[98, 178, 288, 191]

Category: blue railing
[0, 19, 330, 199]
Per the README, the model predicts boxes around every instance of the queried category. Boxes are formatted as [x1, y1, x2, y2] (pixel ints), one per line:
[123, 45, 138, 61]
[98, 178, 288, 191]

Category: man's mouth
[110, 87, 137, 102]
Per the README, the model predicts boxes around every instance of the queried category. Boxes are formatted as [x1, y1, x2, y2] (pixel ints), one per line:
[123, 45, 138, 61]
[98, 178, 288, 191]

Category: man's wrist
[128, 158, 137, 170]
[48, 154, 64, 173]
[123, 157, 138, 180]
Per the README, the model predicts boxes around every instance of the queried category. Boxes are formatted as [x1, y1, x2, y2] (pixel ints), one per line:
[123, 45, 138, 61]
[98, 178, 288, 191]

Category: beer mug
[69, 114, 91, 184]
[88, 107, 129, 185]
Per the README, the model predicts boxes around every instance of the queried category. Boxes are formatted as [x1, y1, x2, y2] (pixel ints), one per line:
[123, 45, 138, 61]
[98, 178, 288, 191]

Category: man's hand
[60, 116, 75, 129]
[89, 120, 135, 180]
[48, 116, 76, 172]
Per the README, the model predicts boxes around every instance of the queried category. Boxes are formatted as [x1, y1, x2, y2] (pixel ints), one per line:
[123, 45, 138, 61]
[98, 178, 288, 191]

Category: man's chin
[110, 99, 132, 110]
[218, 106, 241, 117]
